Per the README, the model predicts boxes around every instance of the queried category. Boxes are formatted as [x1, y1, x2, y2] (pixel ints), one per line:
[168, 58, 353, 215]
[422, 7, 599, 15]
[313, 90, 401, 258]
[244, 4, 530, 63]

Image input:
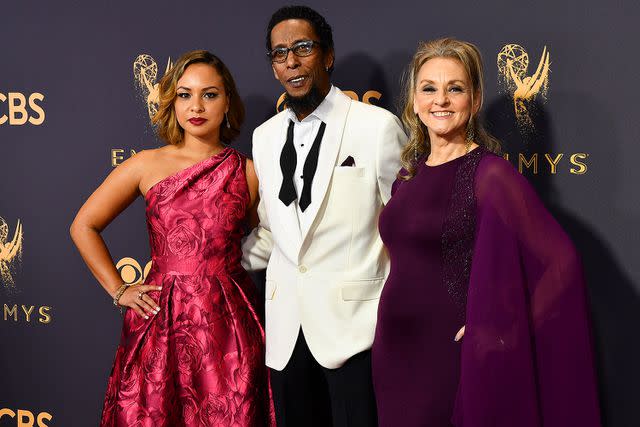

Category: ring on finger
[137, 291, 145, 300]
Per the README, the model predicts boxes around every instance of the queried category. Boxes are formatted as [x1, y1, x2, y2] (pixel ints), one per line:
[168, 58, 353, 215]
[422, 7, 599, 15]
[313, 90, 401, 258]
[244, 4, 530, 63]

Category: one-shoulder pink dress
[100, 147, 274, 426]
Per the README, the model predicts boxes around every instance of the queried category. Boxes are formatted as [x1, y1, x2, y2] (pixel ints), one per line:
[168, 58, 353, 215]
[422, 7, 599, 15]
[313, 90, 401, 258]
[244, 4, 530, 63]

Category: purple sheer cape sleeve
[452, 155, 601, 426]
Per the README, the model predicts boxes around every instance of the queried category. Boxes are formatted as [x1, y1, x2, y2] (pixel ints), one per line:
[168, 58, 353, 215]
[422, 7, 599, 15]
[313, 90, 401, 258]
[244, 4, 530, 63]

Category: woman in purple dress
[372, 38, 601, 426]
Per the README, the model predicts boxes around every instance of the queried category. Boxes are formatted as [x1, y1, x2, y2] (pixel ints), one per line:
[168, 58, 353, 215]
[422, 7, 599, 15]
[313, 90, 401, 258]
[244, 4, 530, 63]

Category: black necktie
[299, 122, 326, 211]
[278, 120, 326, 212]
[278, 120, 297, 206]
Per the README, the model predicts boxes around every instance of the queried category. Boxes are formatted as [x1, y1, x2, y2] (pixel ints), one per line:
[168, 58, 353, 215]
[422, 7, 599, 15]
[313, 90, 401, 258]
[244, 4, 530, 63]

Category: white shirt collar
[286, 85, 337, 124]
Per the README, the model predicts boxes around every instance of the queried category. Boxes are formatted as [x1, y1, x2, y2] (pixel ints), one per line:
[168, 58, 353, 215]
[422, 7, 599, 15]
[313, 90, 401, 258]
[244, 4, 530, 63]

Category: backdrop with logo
[1, 1, 639, 425]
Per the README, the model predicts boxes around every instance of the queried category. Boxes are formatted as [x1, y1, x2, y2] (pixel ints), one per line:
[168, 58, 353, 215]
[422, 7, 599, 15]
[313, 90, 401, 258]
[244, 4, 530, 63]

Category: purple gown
[372, 147, 601, 426]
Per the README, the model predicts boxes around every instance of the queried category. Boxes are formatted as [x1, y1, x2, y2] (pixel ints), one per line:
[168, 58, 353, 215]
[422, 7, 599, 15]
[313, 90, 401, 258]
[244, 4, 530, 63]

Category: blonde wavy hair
[399, 38, 501, 180]
[152, 50, 245, 145]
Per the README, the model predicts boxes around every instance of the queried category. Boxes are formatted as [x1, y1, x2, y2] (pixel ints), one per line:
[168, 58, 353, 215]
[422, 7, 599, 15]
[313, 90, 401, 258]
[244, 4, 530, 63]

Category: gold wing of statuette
[146, 58, 173, 119]
[525, 46, 550, 98]
[0, 220, 23, 262]
[510, 46, 550, 100]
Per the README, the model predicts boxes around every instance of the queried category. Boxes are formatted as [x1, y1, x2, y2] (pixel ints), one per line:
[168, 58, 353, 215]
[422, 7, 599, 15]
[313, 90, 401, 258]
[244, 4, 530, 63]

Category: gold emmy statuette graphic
[133, 54, 173, 120]
[0, 216, 23, 289]
[497, 44, 551, 130]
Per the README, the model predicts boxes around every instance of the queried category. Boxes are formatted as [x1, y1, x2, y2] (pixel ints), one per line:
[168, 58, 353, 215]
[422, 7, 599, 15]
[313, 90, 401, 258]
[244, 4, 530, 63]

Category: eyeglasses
[268, 40, 322, 63]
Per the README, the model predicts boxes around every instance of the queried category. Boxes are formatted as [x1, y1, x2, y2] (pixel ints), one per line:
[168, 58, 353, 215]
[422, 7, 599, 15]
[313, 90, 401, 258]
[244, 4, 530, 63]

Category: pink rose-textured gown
[100, 148, 274, 426]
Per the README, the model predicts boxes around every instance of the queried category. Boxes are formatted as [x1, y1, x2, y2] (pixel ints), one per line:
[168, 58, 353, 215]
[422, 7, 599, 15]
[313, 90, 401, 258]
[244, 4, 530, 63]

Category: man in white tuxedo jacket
[242, 6, 406, 426]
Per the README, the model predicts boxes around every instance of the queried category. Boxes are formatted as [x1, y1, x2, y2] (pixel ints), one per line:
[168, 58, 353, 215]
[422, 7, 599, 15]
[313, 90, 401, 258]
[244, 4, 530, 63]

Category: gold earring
[465, 119, 474, 153]
[465, 118, 475, 141]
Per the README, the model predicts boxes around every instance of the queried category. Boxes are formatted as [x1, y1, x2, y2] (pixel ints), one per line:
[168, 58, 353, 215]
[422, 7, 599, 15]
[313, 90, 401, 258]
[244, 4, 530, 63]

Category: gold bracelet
[113, 284, 128, 313]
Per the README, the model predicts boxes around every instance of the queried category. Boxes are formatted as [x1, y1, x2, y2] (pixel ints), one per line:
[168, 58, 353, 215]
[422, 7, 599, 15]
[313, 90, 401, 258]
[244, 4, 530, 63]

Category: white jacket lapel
[300, 90, 352, 240]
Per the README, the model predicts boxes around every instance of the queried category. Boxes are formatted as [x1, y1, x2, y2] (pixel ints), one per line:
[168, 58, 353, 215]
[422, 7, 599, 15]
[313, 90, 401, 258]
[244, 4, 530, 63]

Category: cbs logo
[276, 90, 382, 112]
[0, 92, 45, 126]
[0, 409, 52, 427]
[116, 257, 152, 285]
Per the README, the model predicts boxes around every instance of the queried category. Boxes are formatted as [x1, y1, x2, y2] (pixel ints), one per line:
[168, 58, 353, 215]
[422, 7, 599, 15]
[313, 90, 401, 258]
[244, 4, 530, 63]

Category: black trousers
[269, 329, 378, 427]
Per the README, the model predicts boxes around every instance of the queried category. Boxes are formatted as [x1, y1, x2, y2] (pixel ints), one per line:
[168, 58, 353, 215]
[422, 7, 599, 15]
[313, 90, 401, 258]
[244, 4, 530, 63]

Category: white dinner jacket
[242, 88, 406, 370]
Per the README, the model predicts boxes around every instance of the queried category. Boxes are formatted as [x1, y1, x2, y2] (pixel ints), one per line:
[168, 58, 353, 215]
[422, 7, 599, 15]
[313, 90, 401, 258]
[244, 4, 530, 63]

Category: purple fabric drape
[452, 154, 601, 426]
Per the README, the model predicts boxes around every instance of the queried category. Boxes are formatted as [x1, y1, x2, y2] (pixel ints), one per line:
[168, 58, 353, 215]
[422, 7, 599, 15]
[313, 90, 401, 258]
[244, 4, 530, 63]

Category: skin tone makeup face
[174, 62, 229, 144]
[270, 19, 334, 120]
[413, 57, 480, 165]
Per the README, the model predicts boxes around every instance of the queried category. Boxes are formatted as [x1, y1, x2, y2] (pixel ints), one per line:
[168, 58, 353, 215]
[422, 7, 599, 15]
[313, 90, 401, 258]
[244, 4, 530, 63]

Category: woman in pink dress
[71, 50, 274, 426]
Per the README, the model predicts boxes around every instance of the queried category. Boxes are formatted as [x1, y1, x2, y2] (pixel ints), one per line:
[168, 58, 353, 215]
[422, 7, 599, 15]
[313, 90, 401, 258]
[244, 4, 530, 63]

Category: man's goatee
[285, 85, 325, 117]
